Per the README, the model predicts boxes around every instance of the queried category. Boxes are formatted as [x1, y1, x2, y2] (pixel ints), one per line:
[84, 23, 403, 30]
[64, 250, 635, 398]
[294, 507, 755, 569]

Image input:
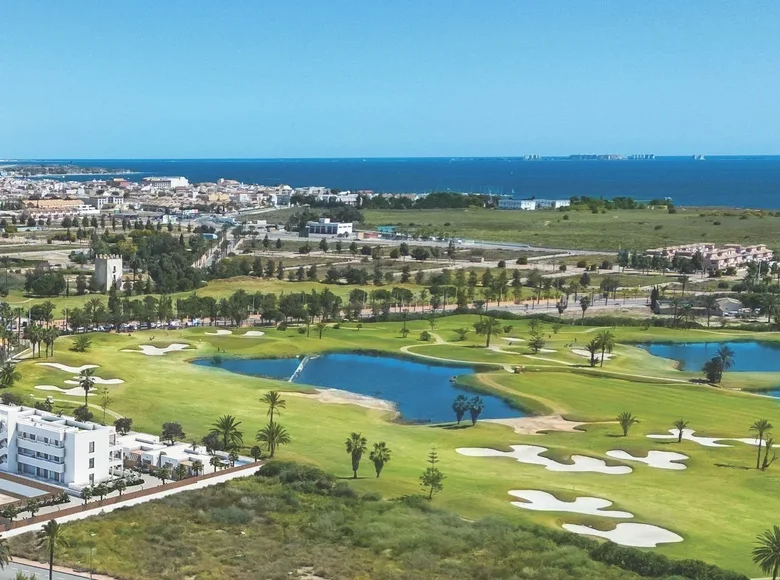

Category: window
[89, 442, 95, 453]
[89, 458, 95, 469]
[89, 473, 94, 484]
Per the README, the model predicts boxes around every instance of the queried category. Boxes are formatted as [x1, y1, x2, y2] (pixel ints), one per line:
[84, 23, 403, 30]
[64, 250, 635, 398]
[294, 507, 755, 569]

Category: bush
[297, 327, 306, 334]
[515, 256, 528, 265]
[497, 260, 506, 268]
[209, 505, 253, 524]
[419, 330, 432, 342]
[558, 264, 567, 272]
[717, 281, 729, 289]
[576, 259, 587, 268]
[562, 214, 569, 220]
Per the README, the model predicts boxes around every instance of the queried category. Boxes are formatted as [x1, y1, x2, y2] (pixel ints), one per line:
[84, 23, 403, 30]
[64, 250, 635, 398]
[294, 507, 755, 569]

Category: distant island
[0, 163, 132, 177]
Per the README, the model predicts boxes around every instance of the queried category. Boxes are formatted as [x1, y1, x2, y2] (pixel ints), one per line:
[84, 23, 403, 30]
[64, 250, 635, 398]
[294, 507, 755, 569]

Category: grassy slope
[362, 207, 780, 251]
[11, 316, 780, 575]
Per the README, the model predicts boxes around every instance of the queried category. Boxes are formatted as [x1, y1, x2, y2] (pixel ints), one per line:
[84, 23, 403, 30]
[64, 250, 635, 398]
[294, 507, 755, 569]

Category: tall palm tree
[751, 419, 774, 469]
[0, 536, 9, 569]
[345, 432, 368, 479]
[753, 525, 780, 580]
[369, 442, 391, 478]
[209, 415, 243, 450]
[673, 418, 689, 442]
[702, 294, 718, 327]
[595, 330, 616, 367]
[37, 519, 67, 580]
[473, 316, 503, 348]
[261, 391, 286, 425]
[584, 338, 601, 367]
[255, 422, 290, 458]
[191, 459, 204, 476]
[579, 295, 591, 322]
[716, 346, 735, 379]
[0, 362, 21, 389]
[79, 368, 95, 408]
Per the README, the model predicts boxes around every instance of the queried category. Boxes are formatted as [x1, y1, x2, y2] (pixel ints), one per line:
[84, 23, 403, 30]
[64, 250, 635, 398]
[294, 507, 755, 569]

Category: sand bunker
[538, 348, 557, 353]
[35, 385, 91, 397]
[508, 490, 632, 518]
[606, 450, 688, 470]
[562, 523, 683, 548]
[571, 348, 615, 361]
[646, 428, 764, 448]
[205, 329, 232, 335]
[456, 445, 632, 475]
[64, 377, 124, 385]
[243, 331, 265, 337]
[37, 363, 99, 374]
[289, 388, 397, 414]
[502, 337, 525, 343]
[485, 415, 591, 435]
[121, 343, 192, 356]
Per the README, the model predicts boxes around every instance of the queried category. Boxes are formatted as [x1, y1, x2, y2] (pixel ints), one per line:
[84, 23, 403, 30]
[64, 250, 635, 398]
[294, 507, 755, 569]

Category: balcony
[17, 456, 65, 474]
[18, 439, 66, 458]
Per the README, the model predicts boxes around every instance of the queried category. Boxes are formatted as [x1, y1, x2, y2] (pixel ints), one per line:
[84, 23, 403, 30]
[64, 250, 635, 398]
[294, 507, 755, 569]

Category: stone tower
[94, 254, 123, 292]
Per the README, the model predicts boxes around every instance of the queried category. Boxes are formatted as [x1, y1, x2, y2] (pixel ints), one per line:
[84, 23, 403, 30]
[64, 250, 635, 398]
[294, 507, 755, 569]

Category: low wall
[0, 461, 261, 532]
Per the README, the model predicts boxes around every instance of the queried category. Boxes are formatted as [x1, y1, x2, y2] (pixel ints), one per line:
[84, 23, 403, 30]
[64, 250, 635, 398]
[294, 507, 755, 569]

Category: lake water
[194, 352, 520, 423]
[641, 341, 780, 373]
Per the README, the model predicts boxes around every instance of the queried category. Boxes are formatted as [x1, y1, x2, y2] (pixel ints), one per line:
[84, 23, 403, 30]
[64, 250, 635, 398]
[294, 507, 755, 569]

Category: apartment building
[0, 405, 122, 489]
[305, 217, 353, 237]
[645, 243, 774, 273]
[498, 198, 570, 210]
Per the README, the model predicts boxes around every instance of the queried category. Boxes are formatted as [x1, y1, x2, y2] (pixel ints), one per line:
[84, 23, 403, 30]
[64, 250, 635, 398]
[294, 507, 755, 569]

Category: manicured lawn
[10, 315, 780, 575]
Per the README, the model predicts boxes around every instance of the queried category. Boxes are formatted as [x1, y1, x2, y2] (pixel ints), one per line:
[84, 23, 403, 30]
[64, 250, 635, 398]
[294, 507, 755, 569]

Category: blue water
[641, 341, 780, 373]
[194, 352, 520, 423]
[14, 156, 780, 208]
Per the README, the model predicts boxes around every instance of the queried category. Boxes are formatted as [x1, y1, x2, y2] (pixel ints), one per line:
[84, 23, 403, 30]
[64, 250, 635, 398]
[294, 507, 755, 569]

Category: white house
[305, 217, 353, 237]
[0, 405, 122, 490]
[715, 297, 742, 317]
[498, 199, 537, 210]
[117, 432, 223, 475]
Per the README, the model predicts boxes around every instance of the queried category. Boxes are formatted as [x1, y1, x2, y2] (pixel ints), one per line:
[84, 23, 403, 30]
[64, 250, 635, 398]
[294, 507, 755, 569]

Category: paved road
[1, 560, 87, 579]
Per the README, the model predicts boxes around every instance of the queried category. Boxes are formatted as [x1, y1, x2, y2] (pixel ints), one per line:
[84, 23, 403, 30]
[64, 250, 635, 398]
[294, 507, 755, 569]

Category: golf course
[10, 315, 780, 576]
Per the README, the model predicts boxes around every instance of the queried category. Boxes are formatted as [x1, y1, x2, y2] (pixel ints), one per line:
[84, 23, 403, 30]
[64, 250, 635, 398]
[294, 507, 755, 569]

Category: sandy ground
[484, 415, 592, 435]
[289, 388, 398, 415]
[243, 330, 266, 337]
[647, 428, 763, 448]
[205, 329, 232, 335]
[37, 363, 99, 373]
[121, 343, 192, 356]
[35, 384, 91, 397]
[606, 449, 689, 470]
[502, 337, 525, 343]
[508, 490, 633, 518]
[64, 377, 124, 385]
[457, 445, 632, 475]
[562, 522, 683, 548]
[571, 348, 615, 361]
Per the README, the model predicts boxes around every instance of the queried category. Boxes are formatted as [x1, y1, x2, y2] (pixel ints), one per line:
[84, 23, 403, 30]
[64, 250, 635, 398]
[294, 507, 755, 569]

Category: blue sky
[1, 1, 779, 158]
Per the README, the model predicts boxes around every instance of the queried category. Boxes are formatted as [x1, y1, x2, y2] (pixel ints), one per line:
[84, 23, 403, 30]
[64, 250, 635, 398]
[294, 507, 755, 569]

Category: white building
[117, 432, 221, 475]
[142, 176, 189, 190]
[0, 405, 122, 489]
[94, 254, 123, 292]
[498, 198, 570, 210]
[535, 198, 571, 209]
[305, 217, 353, 237]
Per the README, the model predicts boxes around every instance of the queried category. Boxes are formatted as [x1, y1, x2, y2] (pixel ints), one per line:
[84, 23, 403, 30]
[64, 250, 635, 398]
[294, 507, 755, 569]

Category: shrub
[654, 225, 663, 230]
[713, 220, 721, 225]
[497, 260, 506, 268]
[515, 256, 528, 265]
[419, 330, 432, 342]
[717, 281, 730, 289]
[209, 505, 253, 525]
[562, 214, 569, 220]
[297, 327, 306, 334]
[576, 259, 587, 268]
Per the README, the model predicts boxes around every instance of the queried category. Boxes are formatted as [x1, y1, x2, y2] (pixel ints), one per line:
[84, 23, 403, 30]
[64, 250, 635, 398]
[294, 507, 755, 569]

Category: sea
[8, 156, 780, 209]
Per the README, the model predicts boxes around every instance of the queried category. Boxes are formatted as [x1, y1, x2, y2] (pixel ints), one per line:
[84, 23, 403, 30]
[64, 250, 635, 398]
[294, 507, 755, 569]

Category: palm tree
[0, 362, 21, 389]
[679, 275, 690, 297]
[345, 432, 368, 479]
[716, 345, 735, 379]
[315, 322, 327, 339]
[0, 536, 9, 569]
[173, 464, 188, 481]
[616, 412, 639, 436]
[673, 419, 689, 442]
[209, 455, 223, 472]
[751, 419, 774, 469]
[256, 422, 290, 458]
[473, 316, 503, 347]
[753, 525, 780, 580]
[702, 294, 718, 327]
[191, 459, 204, 476]
[369, 442, 391, 478]
[595, 330, 615, 367]
[579, 295, 591, 322]
[37, 520, 67, 580]
[209, 414, 243, 450]
[261, 391, 286, 425]
[79, 368, 95, 408]
[454, 328, 469, 341]
[584, 338, 600, 367]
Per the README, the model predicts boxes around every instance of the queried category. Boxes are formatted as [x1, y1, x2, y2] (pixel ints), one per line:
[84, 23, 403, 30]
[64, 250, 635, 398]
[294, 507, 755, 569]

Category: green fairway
[11, 316, 780, 575]
[362, 206, 780, 251]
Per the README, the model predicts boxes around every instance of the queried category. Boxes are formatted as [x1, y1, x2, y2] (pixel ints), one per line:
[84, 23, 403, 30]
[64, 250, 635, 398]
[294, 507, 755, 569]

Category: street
[0, 560, 88, 580]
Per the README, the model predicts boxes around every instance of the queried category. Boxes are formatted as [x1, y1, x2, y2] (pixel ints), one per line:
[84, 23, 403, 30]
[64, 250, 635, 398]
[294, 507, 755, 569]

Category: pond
[194, 352, 521, 423]
[641, 341, 780, 373]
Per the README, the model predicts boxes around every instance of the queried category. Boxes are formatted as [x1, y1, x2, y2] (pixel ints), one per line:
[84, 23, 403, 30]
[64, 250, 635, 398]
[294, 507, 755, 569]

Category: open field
[6, 316, 780, 575]
[362, 207, 780, 251]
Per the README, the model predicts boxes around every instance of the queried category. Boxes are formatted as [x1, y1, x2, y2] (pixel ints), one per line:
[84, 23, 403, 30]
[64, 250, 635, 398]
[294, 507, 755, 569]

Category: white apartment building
[142, 176, 189, 190]
[497, 198, 570, 210]
[305, 217, 353, 237]
[0, 405, 121, 490]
